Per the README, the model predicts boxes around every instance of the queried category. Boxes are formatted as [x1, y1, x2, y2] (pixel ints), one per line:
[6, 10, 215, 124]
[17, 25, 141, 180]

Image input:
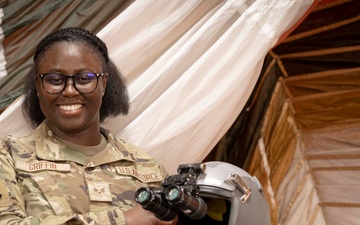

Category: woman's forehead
[39, 41, 103, 59]
[37, 42, 104, 63]
[36, 42, 104, 73]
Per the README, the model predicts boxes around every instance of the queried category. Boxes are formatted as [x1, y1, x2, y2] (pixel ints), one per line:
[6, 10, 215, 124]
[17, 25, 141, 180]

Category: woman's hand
[124, 205, 178, 225]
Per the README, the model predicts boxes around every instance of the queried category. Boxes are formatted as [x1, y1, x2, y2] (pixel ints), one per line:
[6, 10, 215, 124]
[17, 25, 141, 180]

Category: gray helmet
[196, 161, 271, 225]
[134, 161, 270, 225]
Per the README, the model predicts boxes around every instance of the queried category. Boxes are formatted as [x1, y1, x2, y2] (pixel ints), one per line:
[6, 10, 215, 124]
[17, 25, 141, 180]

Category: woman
[0, 27, 177, 225]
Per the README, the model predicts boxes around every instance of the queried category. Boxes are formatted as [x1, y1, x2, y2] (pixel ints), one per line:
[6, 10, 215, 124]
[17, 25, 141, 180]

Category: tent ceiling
[209, 0, 359, 224]
[276, 1, 360, 222]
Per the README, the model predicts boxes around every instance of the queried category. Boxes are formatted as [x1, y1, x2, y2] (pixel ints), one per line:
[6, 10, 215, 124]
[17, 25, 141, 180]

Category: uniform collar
[34, 121, 136, 166]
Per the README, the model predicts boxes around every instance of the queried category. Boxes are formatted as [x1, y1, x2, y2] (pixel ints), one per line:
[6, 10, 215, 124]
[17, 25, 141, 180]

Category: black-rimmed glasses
[37, 72, 107, 94]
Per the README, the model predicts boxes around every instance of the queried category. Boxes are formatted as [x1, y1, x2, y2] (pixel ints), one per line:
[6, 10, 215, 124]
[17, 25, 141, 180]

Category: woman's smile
[59, 104, 83, 111]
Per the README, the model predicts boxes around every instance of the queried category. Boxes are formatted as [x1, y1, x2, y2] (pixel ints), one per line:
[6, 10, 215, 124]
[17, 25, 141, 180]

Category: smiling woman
[0, 27, 175, 225]
[35, 41, 108, 144]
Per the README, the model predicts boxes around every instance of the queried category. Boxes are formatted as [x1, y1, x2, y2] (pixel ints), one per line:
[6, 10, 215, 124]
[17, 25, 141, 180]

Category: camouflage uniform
[0, 121, 167, 225]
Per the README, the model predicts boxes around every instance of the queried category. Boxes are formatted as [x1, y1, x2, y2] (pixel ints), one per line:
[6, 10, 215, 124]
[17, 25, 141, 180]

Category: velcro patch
[115, 166, 163, 183]
[87, 181, 112, 202]
[15, 161, 71, 172]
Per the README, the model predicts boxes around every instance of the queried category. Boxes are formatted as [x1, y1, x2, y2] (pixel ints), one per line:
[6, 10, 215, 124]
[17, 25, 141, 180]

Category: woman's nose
[61, 77, 79, 96]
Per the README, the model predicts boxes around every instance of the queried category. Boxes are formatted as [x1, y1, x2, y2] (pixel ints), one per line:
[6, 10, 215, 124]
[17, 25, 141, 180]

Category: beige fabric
[98, 0, 315, 173]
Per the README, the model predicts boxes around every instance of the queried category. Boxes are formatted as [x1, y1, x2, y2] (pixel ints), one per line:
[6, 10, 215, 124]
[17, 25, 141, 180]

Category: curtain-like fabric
[0, 0, 315, 174]
[100, 0, 315, 173]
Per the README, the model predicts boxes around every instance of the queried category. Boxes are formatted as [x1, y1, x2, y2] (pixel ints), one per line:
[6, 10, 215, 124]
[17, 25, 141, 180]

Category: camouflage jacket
[0, 122, 167, 225]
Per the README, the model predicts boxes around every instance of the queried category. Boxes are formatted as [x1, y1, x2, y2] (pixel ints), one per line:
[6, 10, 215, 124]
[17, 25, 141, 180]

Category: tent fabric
[247, 79, 360, 224]
[242, 0, 360, 224]
[247, 81, 298, 225]
[0, 0, 315, 176]
[98, 0, 316, 174]
[0, 8, 5, 80]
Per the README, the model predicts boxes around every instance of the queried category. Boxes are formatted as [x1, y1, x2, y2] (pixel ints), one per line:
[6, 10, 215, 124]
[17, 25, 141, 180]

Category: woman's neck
[47, 124, 103, 146]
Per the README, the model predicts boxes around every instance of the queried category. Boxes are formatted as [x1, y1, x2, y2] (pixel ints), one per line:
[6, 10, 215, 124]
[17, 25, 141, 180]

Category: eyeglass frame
[36, 72, 107, 95]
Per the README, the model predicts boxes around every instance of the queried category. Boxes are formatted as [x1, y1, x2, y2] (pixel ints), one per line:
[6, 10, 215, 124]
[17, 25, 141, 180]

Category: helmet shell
[197, 161, 271, 225]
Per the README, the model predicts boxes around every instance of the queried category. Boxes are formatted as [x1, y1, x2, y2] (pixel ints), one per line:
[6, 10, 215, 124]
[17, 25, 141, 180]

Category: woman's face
[35, 41, 107, 136]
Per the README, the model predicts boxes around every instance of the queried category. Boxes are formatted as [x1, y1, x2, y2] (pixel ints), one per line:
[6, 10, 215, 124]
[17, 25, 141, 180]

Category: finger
[173, 217, 178, 225]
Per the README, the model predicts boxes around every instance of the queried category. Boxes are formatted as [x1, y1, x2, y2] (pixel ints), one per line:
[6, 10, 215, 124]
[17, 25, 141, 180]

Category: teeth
[59, 104, 82, 111]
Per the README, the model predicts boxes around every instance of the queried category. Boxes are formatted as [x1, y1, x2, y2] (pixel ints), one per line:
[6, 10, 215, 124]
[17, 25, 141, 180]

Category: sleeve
[0, 138, 128, 225]
[68, 210, 126, 225]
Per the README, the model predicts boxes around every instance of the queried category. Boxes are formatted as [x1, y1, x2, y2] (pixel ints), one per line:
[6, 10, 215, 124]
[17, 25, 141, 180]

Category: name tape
[116, 166, 163, 183]
[16, 161, 71, 172]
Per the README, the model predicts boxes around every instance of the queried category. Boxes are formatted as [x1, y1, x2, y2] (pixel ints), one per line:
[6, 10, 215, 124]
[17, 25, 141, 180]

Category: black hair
[22, 27, 130, 128]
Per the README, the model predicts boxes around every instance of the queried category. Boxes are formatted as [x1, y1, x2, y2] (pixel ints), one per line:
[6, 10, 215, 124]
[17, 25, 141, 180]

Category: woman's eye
[76, 73, 96, 84]
[44, 74, 65, 85]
